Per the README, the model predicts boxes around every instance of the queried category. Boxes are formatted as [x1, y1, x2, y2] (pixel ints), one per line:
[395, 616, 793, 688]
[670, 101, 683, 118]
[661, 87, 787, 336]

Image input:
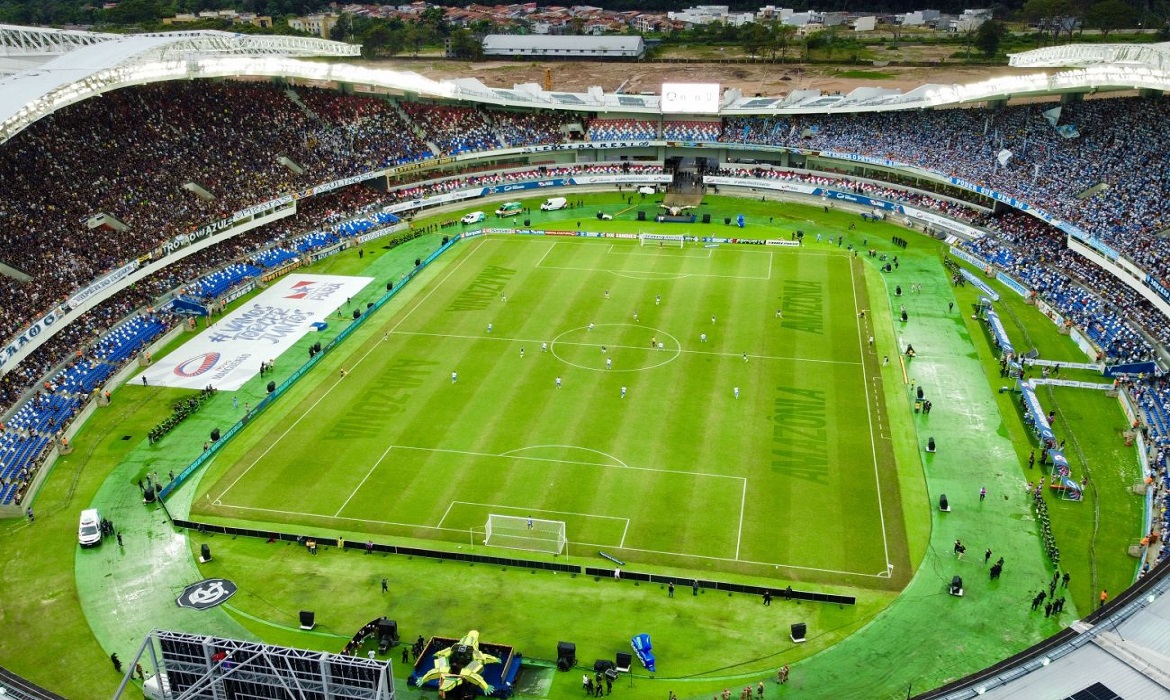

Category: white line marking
[620, 519, 630, 548]
[851, 259, 892, 571]
[436, 500, 457, 529]
[390, 444, 740, 481]
[334, 445, 393, 517]
[212, 238, 489, 503]
[735, 477, 747, 560]
[534, 241, 556, 268]
[500, 445, 629, 467]
[213, 502, 885, 577]
[539, 263, 768, 281]
[448, 500, 631, 522]
[390, 330, 861, 366]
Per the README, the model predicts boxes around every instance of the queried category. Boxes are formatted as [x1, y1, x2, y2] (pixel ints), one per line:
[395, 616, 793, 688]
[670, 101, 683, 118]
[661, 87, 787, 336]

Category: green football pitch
[195, 235, 904, 582]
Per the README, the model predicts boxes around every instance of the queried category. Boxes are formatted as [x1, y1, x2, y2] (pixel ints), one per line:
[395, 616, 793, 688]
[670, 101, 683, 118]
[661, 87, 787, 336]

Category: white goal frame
[483, 513, 568, 555]
[639, 233, 685, 248]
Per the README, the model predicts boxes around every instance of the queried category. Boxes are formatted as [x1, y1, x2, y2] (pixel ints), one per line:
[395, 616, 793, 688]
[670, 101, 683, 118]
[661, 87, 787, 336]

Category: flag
[1042, 105, 1062, 127]
[996, 149, 1013, 166]
[1055, 124, 1080, 139]
[983, 117, 990, 136]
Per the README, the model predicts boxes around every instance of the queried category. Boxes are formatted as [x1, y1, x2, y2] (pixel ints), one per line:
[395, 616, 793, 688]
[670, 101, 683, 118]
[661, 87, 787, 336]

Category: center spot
[550, 324, 681, 372]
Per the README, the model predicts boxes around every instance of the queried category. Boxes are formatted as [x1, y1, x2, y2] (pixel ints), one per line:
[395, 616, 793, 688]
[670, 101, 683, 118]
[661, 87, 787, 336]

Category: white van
[78, 508, 102, 547]
[461, 211, 486, 225]
[540, 197, 568, 211]
[495, 202, 523, 217]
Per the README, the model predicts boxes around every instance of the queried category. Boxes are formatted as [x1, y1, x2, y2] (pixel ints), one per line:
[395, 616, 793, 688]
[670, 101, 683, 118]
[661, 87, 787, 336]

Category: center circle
[550, 324, 681, 372]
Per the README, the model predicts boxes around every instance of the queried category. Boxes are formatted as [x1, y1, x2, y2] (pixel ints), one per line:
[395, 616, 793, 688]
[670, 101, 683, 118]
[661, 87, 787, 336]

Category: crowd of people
[4, 83, 1170, 513]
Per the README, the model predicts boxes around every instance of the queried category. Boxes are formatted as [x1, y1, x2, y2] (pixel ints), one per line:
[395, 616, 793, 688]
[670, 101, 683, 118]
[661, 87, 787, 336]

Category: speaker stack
[210, 428, 221, 441]
[299, 611, 316, 630]
[267, 381, 276, 394]
[702, 214, 711, 224]
[637, 211, 646, 221]
[557, 641, 576, 671]
[200, 543, 212, 563]
[790, 622, 807, 643]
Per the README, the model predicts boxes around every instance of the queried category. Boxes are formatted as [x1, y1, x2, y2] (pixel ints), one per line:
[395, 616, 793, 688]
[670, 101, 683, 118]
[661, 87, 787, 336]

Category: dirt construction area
[370, 58, 1031, 97]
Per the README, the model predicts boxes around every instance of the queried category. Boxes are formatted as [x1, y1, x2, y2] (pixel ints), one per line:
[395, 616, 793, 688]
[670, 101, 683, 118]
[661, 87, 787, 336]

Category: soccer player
[520, 347, 525, 358]
[743, 351, 748, 362]
[656, 294, 661, 306]
[651, 336, 656, 348]
[621, 386, 627, 398]
[588, 323, 595, 332]
[775, 308, 783, 318]
[487, 323, 493, 333]
[527, 517, 534, 530]
[541, 342, 548, 352]
[700, 332, 707, 343]
[502, 295, 507, 303]
[605, 290, 610, 299]
[633, 310, 639, 322]
[711, 314, 717, 325]
[451, 371, 458, 383]
[734, 386, 740, 399]
[606, 358, 612, 370]
[658, 342, 664, 352]
[555, 376, 562, 388]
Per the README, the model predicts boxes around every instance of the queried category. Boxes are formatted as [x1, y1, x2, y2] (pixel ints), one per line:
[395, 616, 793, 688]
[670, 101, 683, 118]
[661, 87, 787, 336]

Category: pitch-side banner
[137, 274, 372, 390]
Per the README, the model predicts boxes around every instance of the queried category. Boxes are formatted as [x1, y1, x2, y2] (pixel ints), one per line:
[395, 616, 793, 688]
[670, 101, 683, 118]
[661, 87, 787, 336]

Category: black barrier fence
[173, 519, 578, 573]
[174, 519, 853, 605]
[583, 567, 856, 606]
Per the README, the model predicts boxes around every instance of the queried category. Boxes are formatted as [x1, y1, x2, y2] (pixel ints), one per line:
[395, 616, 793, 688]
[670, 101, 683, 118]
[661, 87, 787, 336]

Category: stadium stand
[586, 118, 657, 141]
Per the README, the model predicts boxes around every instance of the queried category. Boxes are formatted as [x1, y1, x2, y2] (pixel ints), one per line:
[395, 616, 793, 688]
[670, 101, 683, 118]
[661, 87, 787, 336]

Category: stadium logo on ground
[176, 578, 237, 610]
[285, 281, 316, 299]
[174, 352, 221, 377]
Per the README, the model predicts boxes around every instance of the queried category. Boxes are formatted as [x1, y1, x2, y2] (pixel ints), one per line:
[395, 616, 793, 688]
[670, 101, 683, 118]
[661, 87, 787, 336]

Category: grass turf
[194, 234, 904, 584]
[0, 192, 1149, 699]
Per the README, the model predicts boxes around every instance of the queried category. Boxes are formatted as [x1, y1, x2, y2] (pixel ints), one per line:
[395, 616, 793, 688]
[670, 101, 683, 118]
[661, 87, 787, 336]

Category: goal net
[483, 514, 567, 555]
[639, 233, 685, 248]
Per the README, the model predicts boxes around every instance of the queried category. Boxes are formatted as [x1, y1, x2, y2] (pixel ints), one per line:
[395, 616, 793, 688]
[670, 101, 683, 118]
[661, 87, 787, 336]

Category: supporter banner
[902, 207, 984, 239]
[231, 195, 294, 223]
[1104, 361, 1158, 378]
[703, 176, 818, 194]
[1146, 275, 1170, 305]
[304, 173, 372, 198]
[523, 141, 653, 153]
[309, 243, 345, 263]
[162, 217, 235, 256]
[570, 174, 672, 185]
[221, 281, 256, 305]
[948, 245, 987, 268]
[1030, 378, 1112, 390]
[763, 239, 801, 247]
[68, 260, 140, 309]
[384, 189, 484, 214]
[137, 274, 372, 390]
[959, 268, 999, 301]
[386, 156, 455, 177]
[817, 151, 907, 169]
[822, 190, 902, 212]
[484, 179, 568, 194]
[356, 224, 406, 245]
[995, 272, 1031, 298]
[261, 259, 303, 283]
[0, 306, 68, 373]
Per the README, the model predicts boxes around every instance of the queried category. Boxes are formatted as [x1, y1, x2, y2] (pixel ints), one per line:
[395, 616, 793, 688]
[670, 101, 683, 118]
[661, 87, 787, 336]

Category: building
[481, 34, 645, 59]
[287, 13, 340, 39]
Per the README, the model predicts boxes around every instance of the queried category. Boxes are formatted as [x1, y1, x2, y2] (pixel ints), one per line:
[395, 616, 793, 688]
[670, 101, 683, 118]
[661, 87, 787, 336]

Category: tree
[767, 22, 798, 61]
[330, 13, 353, 42]
[741, 22, 770, 57]
[974, 19, 1004, 56]
[1085, 0, 1136, 34]
[448, 28, 484, 60]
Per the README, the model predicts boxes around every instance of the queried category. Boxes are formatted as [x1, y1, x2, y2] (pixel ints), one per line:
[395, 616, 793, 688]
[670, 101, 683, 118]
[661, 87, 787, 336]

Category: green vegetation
[834, 69, 897, 79]
[0, 192, 1151, 699]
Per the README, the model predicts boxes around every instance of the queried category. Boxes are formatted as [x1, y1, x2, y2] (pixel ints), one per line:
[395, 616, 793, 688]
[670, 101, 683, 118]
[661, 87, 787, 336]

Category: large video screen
[661, 83, 721, 114]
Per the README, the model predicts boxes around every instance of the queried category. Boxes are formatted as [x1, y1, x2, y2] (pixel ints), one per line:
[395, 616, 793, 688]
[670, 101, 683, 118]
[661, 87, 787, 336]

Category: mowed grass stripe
[206, 235, 891, 576]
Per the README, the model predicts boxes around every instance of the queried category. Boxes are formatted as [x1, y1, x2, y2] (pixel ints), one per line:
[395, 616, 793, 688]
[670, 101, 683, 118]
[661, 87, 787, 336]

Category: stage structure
[114, 629, 395, 700]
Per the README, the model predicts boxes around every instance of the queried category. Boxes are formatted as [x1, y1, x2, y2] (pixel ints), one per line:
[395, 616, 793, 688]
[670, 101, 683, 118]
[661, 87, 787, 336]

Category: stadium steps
[284, 89, 322, 124]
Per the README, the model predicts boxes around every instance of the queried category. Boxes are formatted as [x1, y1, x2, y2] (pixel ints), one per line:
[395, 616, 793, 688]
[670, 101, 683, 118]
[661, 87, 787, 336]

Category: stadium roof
[0, 25, 360, 144]
[1009, 41, 1170, 71]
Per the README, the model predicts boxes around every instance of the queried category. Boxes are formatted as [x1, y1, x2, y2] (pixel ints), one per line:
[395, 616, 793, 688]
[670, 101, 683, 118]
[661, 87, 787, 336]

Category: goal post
[639, 233, 685, 248]
[483, 514, 567, 555]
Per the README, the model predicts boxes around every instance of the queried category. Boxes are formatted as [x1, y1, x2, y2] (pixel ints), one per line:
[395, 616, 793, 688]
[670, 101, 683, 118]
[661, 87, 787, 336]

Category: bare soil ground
[368, 57, 1031, 98]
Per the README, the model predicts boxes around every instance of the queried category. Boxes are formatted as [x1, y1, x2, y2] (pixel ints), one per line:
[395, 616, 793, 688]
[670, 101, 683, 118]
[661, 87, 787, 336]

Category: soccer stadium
[1, 23, 1169, 700]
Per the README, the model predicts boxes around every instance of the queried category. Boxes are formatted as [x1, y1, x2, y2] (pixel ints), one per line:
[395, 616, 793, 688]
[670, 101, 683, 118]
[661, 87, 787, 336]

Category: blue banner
[996, 271, 1030, 298]
[1146, 275, 1170, 305]
[483, 179, 569, 195]
[822, 190, 903, 212]
[949, 245, 987, 268]
[985, 308, 1014, 355]
[1017, 380, 1056, 443]
[960, 268, 999, 301]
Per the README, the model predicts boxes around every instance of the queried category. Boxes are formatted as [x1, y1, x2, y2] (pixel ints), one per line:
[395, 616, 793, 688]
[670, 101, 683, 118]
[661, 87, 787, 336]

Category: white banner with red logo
[136, 274, 372, 390]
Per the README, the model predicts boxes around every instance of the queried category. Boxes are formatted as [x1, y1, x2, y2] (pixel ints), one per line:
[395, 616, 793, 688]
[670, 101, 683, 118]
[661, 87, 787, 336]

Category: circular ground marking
[550, 324, 681, 372]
